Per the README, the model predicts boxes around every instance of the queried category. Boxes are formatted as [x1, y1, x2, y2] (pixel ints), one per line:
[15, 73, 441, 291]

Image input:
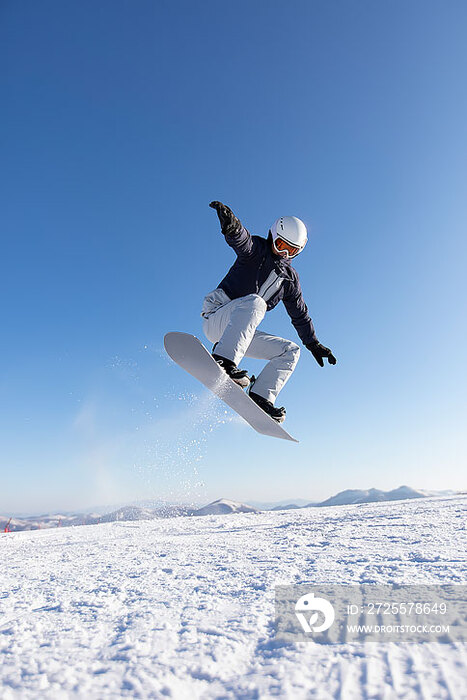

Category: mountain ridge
[2, 488, 459, 531]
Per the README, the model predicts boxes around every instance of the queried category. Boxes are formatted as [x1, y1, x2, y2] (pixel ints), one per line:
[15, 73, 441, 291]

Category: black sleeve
[282, 272, 318, 345]
[223, 220, 254, 258]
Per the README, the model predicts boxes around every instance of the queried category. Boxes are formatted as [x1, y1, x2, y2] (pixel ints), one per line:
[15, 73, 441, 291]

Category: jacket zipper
[255, 256, 265, 293]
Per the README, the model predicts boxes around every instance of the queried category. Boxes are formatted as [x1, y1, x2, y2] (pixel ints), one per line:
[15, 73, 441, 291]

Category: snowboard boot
[212, 352, 251, 388]
[249, 391, 286, 423]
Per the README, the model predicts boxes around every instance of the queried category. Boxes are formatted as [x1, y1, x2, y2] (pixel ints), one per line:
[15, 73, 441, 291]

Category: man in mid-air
[201, 201, 336, 423]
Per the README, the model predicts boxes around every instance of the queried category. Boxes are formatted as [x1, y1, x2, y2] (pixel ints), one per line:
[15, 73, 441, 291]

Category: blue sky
[1, 0, 466, 514]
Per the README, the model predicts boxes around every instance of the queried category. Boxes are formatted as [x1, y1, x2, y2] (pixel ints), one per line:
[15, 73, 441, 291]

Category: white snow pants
[201, 290, 300, 403]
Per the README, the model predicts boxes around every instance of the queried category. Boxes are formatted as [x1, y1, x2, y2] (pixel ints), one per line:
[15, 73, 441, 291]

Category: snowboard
[164, 332, 298, 443]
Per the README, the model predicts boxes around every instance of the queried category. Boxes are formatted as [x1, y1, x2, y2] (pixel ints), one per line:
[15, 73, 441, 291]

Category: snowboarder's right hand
[209, 201, 238, 233]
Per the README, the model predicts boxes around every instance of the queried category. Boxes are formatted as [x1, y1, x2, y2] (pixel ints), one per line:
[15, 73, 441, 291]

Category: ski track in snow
[1, 495, 466, 699]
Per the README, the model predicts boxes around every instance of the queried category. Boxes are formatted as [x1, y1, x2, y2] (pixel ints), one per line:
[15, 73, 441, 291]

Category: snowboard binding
[248, 391, 286, 424]
[212, 352, 251, 388]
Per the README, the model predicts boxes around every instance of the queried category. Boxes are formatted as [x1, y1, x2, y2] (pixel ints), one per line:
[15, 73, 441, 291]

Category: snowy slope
[1, 495, 466, 699]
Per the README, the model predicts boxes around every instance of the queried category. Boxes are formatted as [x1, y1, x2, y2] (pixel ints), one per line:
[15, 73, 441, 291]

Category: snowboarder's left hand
[306, 341, 337, 367]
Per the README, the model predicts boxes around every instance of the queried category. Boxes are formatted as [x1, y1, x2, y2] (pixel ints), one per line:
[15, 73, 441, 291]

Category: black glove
[306, 341, 337, 367]
[209, 201, 239, 234]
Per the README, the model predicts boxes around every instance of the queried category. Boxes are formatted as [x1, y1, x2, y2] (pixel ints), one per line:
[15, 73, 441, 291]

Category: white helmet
[270, 216, 308, 259]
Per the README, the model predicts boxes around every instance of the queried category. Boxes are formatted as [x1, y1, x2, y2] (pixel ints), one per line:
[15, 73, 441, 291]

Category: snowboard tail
[164, 332, 298, 442]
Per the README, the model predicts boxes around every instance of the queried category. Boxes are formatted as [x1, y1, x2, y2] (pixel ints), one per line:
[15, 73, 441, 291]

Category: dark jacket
[218, 224, 318, 346]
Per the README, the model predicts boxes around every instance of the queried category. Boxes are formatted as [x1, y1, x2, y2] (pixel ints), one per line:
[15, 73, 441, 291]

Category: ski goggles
[273, 236, 302, 259]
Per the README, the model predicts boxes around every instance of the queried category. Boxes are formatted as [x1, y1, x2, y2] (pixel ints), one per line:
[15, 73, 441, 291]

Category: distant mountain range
[1, 487, 459, 532]
[314, 485, 426, 507]
[254, 486, 457, 511]
[0, 500, 256, 532]
[246, 498, 314, 510]
[193, 499, 258, 516]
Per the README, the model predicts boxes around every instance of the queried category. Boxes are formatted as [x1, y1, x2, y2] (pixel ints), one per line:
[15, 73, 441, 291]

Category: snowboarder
[202, 201, 337, 423]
